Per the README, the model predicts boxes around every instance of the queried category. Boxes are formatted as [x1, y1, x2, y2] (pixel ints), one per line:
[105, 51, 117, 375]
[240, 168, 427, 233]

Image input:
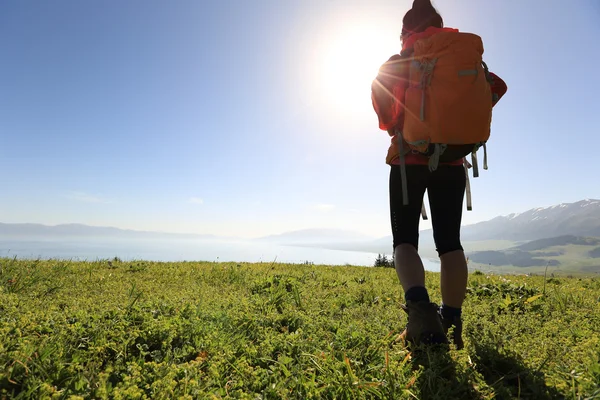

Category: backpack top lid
[401, 26, 459, 54]
[412, 31, 485, 61]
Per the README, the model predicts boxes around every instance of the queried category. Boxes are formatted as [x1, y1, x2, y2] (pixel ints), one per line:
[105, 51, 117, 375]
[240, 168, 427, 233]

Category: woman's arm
[371, 54, 410, 132]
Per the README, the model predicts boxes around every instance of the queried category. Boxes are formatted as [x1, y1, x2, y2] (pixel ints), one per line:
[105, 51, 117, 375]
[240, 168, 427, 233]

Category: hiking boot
[397, 301, 448, 346]
[440, 313, 464, 350]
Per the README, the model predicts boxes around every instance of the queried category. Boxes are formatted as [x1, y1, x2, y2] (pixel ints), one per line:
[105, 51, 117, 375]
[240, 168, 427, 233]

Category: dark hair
[402, 0, 443, 38]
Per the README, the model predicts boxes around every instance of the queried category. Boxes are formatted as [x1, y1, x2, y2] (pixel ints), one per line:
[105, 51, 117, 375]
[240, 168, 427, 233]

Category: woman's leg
[427, 165, 467, 348]
[427, 165, 467, 308]
[390, 164, 447, 345]
[394, 244, 426, 294]
[389, 164, 429, 295]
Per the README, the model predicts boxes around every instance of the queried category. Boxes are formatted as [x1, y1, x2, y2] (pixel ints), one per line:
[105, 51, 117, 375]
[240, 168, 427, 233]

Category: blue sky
[1, 0, 599, 238]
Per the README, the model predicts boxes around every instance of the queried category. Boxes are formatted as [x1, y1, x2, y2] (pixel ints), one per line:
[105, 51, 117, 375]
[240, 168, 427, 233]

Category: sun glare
[314, 23, 397, 117]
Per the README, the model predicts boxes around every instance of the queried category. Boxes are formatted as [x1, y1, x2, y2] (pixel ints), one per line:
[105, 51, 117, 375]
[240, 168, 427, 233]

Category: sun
[313, 23, 397, 117]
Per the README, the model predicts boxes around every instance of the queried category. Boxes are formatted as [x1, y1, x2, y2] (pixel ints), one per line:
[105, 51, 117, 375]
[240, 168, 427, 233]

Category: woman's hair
[401, 0, 443, 38]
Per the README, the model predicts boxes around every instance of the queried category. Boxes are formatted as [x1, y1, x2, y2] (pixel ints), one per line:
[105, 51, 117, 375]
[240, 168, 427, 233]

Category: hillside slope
[461, 199, 600, 241]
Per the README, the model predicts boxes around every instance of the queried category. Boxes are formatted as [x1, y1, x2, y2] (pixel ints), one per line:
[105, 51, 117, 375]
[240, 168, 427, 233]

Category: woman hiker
[371, 0, 507, 349]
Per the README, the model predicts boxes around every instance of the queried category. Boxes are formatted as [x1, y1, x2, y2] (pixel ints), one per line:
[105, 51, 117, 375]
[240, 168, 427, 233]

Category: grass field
[1, 257, 599, 399]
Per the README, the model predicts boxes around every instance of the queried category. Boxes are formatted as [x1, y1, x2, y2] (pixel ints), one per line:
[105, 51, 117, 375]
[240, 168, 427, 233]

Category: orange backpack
[396, 30, 493, 210]
[402, 30, 492, 168]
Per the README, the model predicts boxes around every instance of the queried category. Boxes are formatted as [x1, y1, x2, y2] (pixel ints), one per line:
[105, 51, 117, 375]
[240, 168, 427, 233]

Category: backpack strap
[482, 61, 492, 83]
[483, 143, 488, 170]
[418, 58, 438, 121]
[463, 158, 473, 211]
[428, 143, 447, 172]
[397, 131, 409, 206]
[396, 130, 449, 219]
[471, 142, 489, 176]
[471, 149, 479, 178]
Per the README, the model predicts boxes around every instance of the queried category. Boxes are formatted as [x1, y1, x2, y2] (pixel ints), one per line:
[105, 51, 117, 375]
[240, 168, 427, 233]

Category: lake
[0, 237, 441, 271]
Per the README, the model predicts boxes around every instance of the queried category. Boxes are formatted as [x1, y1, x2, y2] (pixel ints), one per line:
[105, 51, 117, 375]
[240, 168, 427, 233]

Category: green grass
[1, 258, 599, 399]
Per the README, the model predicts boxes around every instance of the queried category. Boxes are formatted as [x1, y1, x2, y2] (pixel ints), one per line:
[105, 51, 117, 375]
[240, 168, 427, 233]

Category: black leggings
[389, 164, 466, 256]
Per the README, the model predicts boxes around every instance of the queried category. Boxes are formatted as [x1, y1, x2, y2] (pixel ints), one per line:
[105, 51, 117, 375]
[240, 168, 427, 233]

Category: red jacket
[371, 27, 508, 166]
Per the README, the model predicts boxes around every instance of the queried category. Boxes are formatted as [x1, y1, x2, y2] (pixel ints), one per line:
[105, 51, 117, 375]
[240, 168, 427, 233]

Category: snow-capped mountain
[461, 199, 600, 241]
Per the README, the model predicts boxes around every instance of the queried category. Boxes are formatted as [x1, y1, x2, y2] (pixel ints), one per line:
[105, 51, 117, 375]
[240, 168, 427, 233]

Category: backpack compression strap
[397, 131, 409, 207]
[463, 158, 473, 211]
[396, 130, 429, 220]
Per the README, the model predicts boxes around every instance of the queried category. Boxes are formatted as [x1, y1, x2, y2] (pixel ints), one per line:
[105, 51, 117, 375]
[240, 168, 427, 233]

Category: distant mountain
[0, 223, 221, 240]
[256, 229, 374, 245]
[0, 223, 374, 245]
[299, 200, 600, 271]
[468, 250, 562, 268]
[468, 235, 600, 268]
[4, 199, 599, 259]
[460, 199, 600, 241]
[366, 199, 600, 247]
[514, 235, 600, 251]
